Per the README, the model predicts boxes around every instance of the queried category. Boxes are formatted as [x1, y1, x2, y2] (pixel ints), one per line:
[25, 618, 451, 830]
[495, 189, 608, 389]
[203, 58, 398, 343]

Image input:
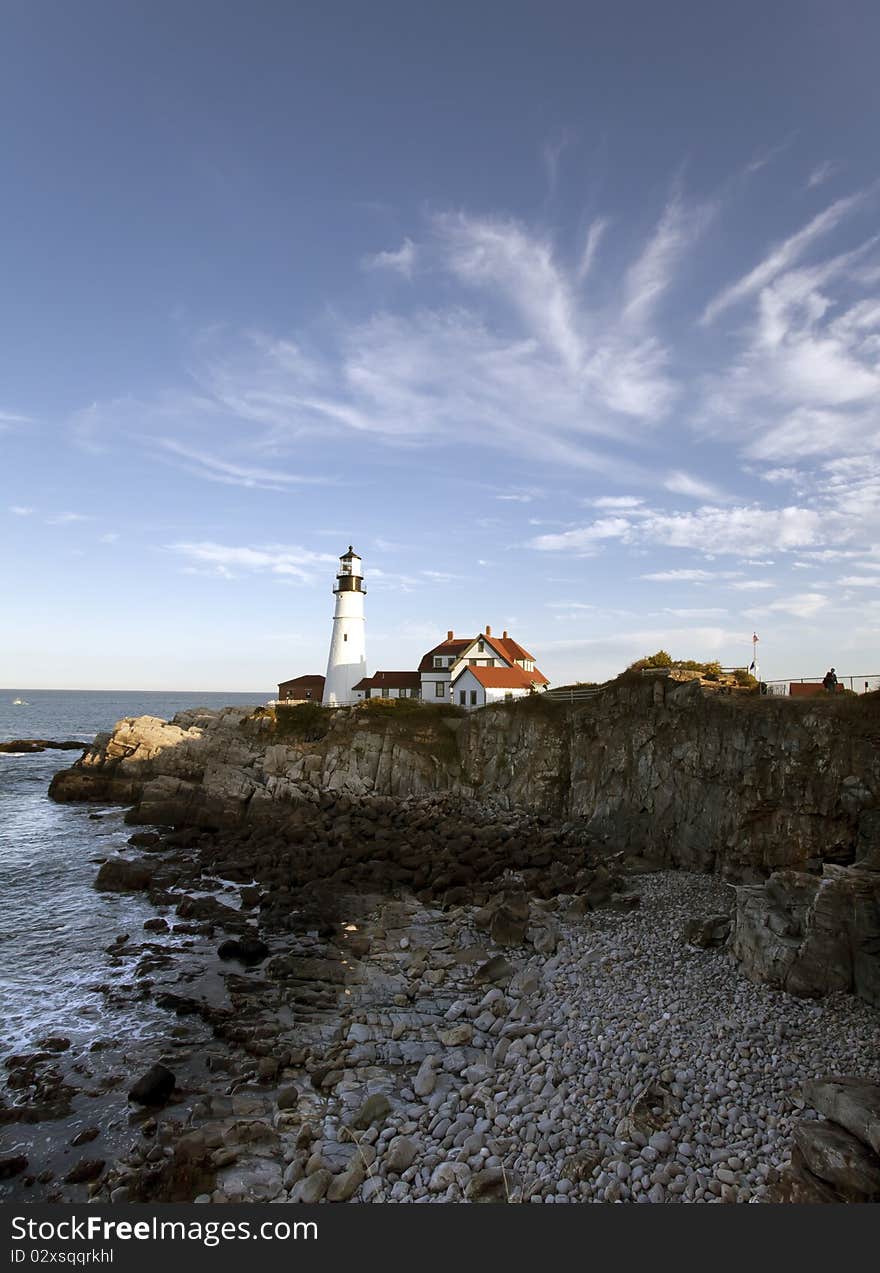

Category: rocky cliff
[48, 678, 880, 1007]
[50, 677, 880, 880]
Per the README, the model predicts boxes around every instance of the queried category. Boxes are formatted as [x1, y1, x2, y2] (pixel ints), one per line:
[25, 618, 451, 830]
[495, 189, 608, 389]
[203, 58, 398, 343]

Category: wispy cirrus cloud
[67, 176, 880, 600]
[807, 161, 839, 190]
[362, 237, 417, 278]
[0, 410, 31, 430]
[531, 504, 822, 557]
[168, 541, 337, 581]
[701, 189, 869, 324]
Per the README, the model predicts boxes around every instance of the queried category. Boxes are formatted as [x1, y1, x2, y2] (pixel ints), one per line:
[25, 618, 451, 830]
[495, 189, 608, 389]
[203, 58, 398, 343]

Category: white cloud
[157, 440, 328, 491]
[747, 592, 830, 618]
[663, 471, 725, 500]
[533, 504, 820, 558]
[46, 512, 90, 525]
[590, 495, 645, 509]
[701, 190, 867, 324]
[0, 410, 31, 430]
[623, 195, 714, 325]
[528, 517, 632, 554]
[168, 542, 337, 581]
[807, 161, 839, 190]
[576, 217, 609, 283]
[362, 237, 417, 278]
[9, 505, 33, 516]
[729, 579, 776, 590]
[641, 568, 715, 582]
[663, 607, 728, 618]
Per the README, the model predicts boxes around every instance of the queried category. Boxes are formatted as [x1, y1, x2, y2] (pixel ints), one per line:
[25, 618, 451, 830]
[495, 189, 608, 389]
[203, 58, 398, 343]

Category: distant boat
[12, 698, 28, 706]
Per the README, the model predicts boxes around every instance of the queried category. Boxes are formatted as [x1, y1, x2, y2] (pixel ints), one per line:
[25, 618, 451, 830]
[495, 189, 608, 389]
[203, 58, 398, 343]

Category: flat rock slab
[803, 1077, 880, 1157]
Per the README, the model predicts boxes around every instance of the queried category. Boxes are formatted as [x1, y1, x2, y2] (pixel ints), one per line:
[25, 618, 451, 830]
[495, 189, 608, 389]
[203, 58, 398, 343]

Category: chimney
[447, 630, 454, 641]
[502, 630, 508, 639]
[485, 625, 492, 636]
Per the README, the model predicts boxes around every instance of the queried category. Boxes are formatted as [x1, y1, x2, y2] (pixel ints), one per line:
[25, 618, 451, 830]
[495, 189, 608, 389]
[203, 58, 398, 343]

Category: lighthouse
[322, 547, 367, 706]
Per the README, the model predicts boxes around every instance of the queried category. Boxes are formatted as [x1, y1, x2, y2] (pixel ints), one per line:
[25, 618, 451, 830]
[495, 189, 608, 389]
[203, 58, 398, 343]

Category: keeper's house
[420, 626, 548, 708]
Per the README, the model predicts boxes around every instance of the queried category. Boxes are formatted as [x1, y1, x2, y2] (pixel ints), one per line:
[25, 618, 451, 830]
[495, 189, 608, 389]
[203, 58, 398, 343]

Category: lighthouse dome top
[340, 545, 360, 560]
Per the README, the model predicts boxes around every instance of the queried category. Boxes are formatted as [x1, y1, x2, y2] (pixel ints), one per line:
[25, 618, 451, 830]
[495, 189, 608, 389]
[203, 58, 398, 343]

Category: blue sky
[3, 1, 880, 690]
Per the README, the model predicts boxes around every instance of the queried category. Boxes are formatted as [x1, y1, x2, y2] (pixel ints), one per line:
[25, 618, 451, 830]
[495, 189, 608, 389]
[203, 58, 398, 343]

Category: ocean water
[0, 689, 270, 1056]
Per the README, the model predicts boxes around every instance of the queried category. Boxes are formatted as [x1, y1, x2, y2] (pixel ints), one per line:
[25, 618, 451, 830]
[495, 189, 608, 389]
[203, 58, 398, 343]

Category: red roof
[453, 665, 549, 690]
[353, 670, 422, 690]
[489, 635, 535, 663]
[418, 639, 472, 673]
[278, 675, 325, 689]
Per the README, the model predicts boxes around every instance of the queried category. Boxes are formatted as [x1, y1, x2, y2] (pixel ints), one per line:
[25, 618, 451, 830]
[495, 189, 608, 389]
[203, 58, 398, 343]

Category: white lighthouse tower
[322, 546, 367, 706]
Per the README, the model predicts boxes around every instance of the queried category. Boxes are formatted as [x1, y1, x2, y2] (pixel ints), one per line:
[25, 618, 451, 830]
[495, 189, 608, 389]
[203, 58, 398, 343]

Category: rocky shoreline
[4, 780, 879, 1204]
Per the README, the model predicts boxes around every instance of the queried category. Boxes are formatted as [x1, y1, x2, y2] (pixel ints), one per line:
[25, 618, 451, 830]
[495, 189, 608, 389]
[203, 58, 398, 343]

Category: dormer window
[477, 640, 484, 653]
[434, 656, 444, 668]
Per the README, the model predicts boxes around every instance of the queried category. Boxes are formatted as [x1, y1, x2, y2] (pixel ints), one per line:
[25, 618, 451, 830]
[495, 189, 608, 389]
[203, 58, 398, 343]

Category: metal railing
[762, 674, 880, 696]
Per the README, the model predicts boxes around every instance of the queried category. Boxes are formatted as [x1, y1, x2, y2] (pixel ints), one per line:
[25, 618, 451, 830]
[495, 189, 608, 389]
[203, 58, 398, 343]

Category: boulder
[218, 937, 269, 965]
[489, 893, 529, 946]
[95, 858, 154, 892]
[803, 1077, 880, 1157]
[0, 1155, 28, 1179]
[384, 1136, 419, 1173]
[351, 1093, 392, 1130]
[683, 914, 731, 948]
[289, 1170, 332, 1203]
[465, 1166, 509, 1202]
[732, 866, 880, 1006]
[64, 1159, 105, 1184]
[793, 1119, 880, 1198]
[128, 1064, 176, 1106]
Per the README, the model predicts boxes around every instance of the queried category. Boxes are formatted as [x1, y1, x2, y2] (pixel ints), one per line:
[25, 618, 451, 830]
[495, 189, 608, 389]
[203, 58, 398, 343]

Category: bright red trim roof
[452, 665, 548, 689]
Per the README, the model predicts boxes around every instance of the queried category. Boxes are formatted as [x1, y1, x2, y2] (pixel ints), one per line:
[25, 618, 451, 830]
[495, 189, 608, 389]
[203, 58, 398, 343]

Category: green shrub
[628, 649, 673, 671]
[271, 701, 331, 742]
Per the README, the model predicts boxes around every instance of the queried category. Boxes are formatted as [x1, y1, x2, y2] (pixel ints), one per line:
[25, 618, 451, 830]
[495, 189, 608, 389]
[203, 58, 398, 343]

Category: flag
[752, 632, 759, 643]
[749, 661, 755, 671]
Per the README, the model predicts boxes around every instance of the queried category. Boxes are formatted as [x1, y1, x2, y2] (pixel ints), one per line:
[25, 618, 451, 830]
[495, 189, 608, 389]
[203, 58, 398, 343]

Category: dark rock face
[94, 858, 154, 892]
[0, 739, 84, 754]
[802, 1078, 880, 1157]
[64, 1159, 105, 1185]
[0, 1155, 28, 1179]
[793, 1120, 880, 1198]
[683, 914, 732, 948]
[128, 1064, 176, 1107]
[44, 685, 880, 1005]
[47, 685, 880, 882]
[774, 1078, 880, 1202]
[218, 937, 269, 965]
[732, 866, 880, 1006]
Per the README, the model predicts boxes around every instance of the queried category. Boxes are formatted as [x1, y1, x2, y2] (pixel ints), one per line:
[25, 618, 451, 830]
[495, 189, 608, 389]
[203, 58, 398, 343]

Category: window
[469, 658, 478, 665]
[343, 633, 348, 642]
[434, 656, 443, 668]
[435, 682, 445, 697]
[447, 657, 455, 666]
[504, 691, 513, 701]
[364, 689, 370, 699]
[459, 690, 466, 705]
[398, 688, 407, 698]
[470, 690, 477, 705]
[477, 640, 484, 653]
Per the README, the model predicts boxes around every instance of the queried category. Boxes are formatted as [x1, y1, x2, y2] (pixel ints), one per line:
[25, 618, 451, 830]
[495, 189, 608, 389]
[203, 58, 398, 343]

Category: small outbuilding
[277, 674, 326, 703]
[352, 671, 421, 700]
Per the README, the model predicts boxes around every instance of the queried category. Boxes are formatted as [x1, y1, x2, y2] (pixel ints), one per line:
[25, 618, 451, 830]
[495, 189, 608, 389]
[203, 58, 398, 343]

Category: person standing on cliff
[822, 667, 838, 693]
